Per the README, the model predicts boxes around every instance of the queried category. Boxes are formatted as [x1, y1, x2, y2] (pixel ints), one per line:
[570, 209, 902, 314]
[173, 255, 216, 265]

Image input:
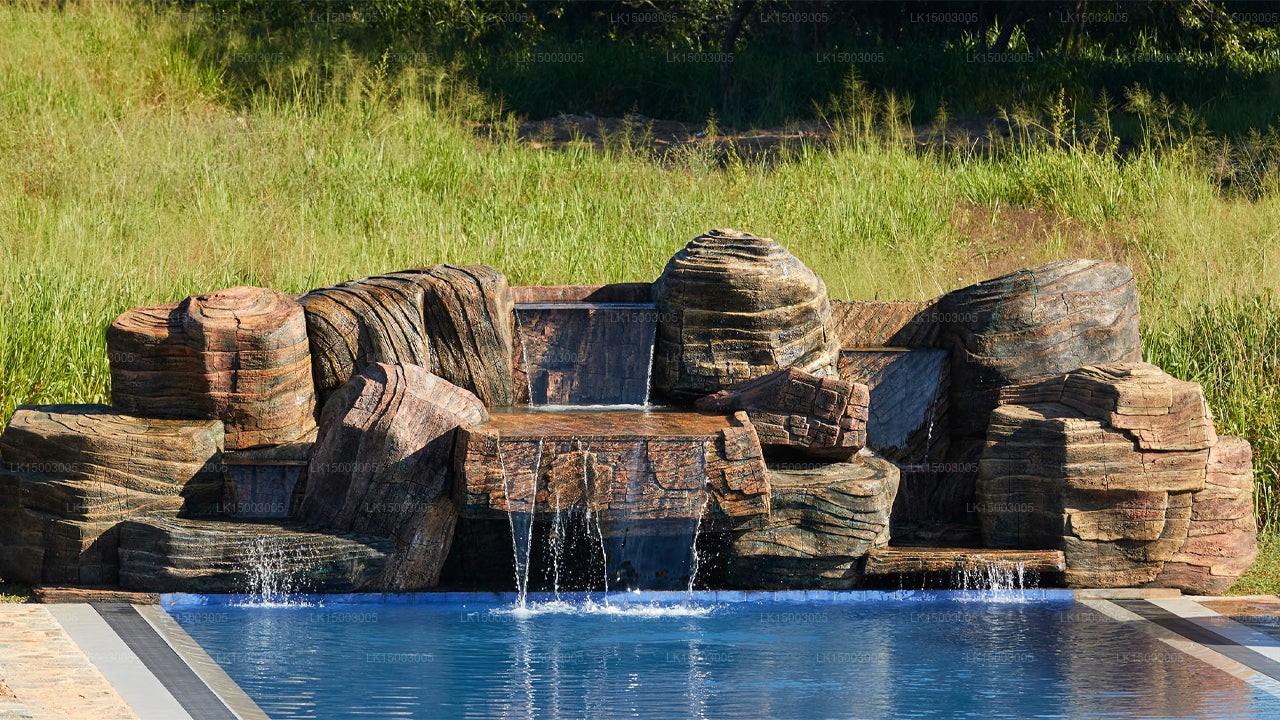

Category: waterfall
[956, 561, 1035, 598]
[643, 321, 657, 407]
[513, 310, 535, 403]
[241, 535, 300, 606]
[500, 439, 543, 608]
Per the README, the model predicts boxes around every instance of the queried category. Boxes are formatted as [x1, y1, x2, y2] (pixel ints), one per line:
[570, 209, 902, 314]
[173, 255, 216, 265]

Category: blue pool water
[168, 591, 1280, 720]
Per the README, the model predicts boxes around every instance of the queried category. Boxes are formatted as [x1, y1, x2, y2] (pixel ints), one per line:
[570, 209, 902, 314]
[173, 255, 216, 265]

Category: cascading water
[956, 561, 1035, 600]
[241, 535, 301, 606]
[500, 438, 544, 608]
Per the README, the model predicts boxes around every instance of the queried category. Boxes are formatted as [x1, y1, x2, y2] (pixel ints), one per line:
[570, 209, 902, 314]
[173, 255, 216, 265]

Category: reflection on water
[174, 596, 1280, 720]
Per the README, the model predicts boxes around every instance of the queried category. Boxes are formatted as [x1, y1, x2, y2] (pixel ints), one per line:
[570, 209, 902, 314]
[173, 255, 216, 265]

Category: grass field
[0, 2, 1277, 594]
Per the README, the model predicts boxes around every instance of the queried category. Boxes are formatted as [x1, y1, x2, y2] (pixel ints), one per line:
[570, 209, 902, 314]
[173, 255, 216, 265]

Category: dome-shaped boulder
[652, 229, 840, 403]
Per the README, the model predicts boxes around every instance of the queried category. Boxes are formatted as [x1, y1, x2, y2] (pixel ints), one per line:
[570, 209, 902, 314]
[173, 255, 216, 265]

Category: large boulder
[933, 259, 1141, 523]
[976, 362, 1246, 587]
[108, 286, 316, 450]
[938, 259, 1141, 439]
[695, 367, 868, 459]
[0, 405, 224, 586]
[1153, 436, 1258, 595]
[652, 229, 840, 403]
[299, 362, 488, 590]
[300, 265, 516, 408]
[724, 451, 898, 589]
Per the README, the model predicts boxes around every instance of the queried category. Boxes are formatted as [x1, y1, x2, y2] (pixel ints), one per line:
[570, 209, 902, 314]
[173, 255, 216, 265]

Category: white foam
[494, 599, 716, 619]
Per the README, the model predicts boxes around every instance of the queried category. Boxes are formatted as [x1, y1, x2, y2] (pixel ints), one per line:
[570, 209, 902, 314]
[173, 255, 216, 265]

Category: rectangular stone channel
[456, 410, 770, 523]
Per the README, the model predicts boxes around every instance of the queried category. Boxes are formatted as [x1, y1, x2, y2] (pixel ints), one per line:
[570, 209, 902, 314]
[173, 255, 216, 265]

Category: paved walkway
[0, 605, 136, 720]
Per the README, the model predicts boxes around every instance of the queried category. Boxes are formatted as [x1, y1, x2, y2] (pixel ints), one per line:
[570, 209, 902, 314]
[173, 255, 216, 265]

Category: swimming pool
[166, 591, 1280, 720]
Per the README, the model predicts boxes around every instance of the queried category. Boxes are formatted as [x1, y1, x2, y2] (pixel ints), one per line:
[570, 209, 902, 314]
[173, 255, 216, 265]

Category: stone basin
[456, 408, 770, 523]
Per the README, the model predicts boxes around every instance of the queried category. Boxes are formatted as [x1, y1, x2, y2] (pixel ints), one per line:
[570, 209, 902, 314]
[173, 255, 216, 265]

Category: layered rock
[300, 363, 488, 591]
[417, 265, 517, 408]
[934, 259, 1141, 522]
[1153, 436, 1258, 595]
[0, 405, 224, 586]
[301, 265, 516, 407]
[108, 286, 316, 450]
[458, 409, 770, 523]
[118, 518, 391, 593]
[299, 273, 433, 403]
[828, 299, 940, 349]
[695, 368, 867, 459]
[976, 362, 1238, 587]
[652, 229, 840, 403]
[938, 259, 1141, 438]
[723, 451, 898, 589]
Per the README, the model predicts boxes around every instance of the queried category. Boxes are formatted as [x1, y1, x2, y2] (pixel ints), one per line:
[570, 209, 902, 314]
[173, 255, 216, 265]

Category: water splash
[238, 536, 305, 606]
[494, 598, 715, 620]
[956, 562, 1035, 601]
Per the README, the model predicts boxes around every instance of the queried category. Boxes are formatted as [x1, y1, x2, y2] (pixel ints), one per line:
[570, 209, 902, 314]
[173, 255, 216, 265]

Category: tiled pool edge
[160, 588, 1079, 608]
[1086, 598, 1280, 699]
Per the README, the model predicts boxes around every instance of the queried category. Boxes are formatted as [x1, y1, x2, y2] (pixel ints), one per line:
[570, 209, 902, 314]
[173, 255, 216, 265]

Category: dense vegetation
[0, 1, 1276, 591]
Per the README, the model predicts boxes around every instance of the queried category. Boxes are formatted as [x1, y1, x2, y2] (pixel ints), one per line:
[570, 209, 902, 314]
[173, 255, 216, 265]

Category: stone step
[117, 518, 392, 593]
[863, 547, 1066, 575]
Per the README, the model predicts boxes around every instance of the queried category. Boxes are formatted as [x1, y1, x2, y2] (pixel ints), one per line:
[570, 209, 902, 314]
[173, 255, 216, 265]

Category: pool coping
[47, 603, 268, 720]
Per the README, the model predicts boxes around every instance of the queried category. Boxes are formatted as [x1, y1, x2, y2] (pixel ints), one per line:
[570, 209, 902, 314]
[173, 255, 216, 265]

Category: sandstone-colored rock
[652, 229, 840, 403]
[863, 547, 1064, 575]
[0, 405, 224, 586]
[724, 451, 898, 589]
[977, 363, 1223, 587]
[301, 265, 516, 408]
[118, 518, 391, 593]
[109, 286, 316, 450]
[299, 363, 487, 591]
[417, 265, 517, 408]
[939, 259, 1141, 438]
[696, 368, 867, 458]
[1152, 436, 1258, 595]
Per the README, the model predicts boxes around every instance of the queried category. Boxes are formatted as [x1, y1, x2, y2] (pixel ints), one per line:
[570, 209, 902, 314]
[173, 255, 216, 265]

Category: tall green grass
[0, 2, 1277, 535]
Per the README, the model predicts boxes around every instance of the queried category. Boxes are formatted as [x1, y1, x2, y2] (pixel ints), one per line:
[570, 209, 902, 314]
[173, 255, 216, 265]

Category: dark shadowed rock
[724, 451, 898, 589]
[0, 404, 224, 586]
[828, 299, 941, 349]
[652, 229, 840, 403]
[696, 367, 867, 459]
[300, 363, 488, 591]
[109, 286, 316, 450]
[417, 265, 517, 408]
[118, 518, 391, 593]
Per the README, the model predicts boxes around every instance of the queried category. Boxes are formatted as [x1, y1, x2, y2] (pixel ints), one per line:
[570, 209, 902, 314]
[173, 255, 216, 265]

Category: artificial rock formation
[300, 363, 488, 591]
[513, 302, 657, 405]
[301, 265, 516, 407]
[696, 368, 868, 459]
[0, 405, 224, 585]
[108, 286, 316, 450]
[828, 299, 940, 349]
[652, 229, 840, 403]
[724, 451, 898, 589]
[118, 518, 391, 593]
[933, 259, 1141, 523]
[976, 362, 1255, 588]
[458, 409, 770, 524]
[1154, 436, 1258, 595]
[938, 259, 1142, 439]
